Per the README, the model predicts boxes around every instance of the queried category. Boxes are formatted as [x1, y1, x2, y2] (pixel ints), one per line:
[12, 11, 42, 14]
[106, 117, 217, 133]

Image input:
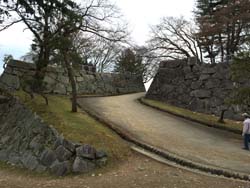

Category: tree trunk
[33, 45, 49, 105]
[197, 41, 203, 63]
[219, 33, 224, 63]
[64, 53, 78, 112]
[218, 109, 227, 123]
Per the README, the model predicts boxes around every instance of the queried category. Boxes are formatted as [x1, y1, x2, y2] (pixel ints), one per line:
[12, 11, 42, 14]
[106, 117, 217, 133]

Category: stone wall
[0, 60, 145, 94]
[0, 92, 107, 176]
[146, 59, 248, 120]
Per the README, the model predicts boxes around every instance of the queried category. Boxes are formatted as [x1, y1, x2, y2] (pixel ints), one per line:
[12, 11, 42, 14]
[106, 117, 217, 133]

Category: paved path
[78, 93, 250, 174]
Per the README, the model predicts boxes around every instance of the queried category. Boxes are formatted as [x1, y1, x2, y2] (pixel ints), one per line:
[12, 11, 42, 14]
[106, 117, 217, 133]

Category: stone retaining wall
[0, 60, 145, 94]
[0, 93, 107, 176]
[146, 59, 249, 120]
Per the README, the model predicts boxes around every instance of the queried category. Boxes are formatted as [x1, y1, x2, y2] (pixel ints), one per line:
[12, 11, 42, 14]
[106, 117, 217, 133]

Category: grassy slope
[141, 98, 242, 134]
[15, 91, 131, 167]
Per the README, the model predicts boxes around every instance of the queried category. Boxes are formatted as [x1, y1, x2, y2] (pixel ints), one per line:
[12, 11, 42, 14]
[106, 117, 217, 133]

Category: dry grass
[140, 97, 242, 134]
[15, 91, 131, 168]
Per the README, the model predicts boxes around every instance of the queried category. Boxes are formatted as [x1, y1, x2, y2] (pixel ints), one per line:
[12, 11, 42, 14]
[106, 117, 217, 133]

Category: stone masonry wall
[0, 60, 145, 94]
[0, 93, 107, 176]
[146, 59, 248, 120]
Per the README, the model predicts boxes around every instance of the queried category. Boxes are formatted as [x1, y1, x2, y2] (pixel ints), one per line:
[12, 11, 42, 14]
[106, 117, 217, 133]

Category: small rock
[96, 157, 108, 167]
[171, 172, 179, 177]
[96, 150, 107, 159]
[138, 167, 145, 171]
[35, 164, 47, 173]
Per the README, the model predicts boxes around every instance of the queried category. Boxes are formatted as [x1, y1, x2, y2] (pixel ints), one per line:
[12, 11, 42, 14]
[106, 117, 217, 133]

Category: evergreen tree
[1, 0, 79, 75]
[230, 52, 250, 107]
[1, 0, 127, 109]
[114, 48, 143, 75]
[0, 0, 80, 105]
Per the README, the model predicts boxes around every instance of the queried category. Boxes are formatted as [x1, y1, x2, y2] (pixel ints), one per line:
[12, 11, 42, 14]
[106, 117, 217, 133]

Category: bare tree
[147, 17, 203, 62]
[72, 33, 124, 73]
[133, 46, 160, 83]
[53, 0, 128, 112]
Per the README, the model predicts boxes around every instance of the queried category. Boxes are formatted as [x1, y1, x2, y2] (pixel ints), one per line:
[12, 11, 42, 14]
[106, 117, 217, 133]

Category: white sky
[113, 0, 195, 45]
[0, 0, 195, 77]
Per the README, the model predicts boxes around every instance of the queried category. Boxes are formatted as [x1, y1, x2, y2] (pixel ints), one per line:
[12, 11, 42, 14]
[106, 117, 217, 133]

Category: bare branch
[147, 16, 202, 62]
[0, 19, 23, 31]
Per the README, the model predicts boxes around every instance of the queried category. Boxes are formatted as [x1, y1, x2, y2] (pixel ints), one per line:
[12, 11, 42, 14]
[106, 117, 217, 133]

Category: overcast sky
[0, 0, 195, 75]
[113, 0, 195, 45]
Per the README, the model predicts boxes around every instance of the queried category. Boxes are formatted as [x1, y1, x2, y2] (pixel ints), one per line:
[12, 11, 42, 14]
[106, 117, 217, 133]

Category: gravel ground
[77, 93, 250, 174]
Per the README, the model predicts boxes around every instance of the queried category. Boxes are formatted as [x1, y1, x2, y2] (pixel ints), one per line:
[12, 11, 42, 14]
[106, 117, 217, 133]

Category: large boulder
[50, 160, 71, 176]
[55, 145, 73, 162]
[76, 144, 96, 160]
[191, 81, 203, 90]
[0, 95, 10, 104]
[205, 79, 221, 89]
[21, 152, 39, 170]
[201, 66, 216, 74]
[72, 157, 96, 173]
[190, 89, 212, 99]
[54, 136, 75, 153]
[0, 73, 20, 89]
[199, 74, 210, 81]
[40, 148, 57, 167]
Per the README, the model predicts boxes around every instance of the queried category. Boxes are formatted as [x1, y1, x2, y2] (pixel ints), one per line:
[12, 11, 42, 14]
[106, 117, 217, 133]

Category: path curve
[78, 93, 250, 175]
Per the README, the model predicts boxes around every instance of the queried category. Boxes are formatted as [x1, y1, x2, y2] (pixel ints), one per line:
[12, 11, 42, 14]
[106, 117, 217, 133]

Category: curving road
[78, 93, 250, 175]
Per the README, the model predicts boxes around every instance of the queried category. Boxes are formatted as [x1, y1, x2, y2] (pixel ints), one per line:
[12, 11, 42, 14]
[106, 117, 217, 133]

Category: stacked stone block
[0, 60, 145, 95]
[0, 95, 107, 176]
[146, 59, 247, 120]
